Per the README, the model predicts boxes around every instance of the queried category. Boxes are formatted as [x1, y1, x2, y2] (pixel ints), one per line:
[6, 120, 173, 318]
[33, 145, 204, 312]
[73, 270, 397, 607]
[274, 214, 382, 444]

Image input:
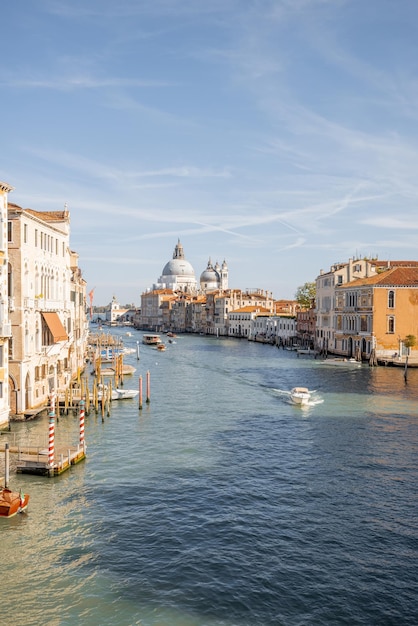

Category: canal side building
[0, 182, 13, 427]
[315, 258, 380, 353]
[7, 202, 88, 417]
[335, 265, 418, 360]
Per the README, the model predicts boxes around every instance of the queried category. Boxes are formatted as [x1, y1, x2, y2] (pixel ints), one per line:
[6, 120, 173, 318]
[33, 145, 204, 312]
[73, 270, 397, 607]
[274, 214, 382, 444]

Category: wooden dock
[15, 444, 86, 476]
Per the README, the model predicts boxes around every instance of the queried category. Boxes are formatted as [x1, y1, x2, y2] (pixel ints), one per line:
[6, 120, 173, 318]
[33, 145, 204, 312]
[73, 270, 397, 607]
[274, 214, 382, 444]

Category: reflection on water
[2, 330, 418, 626]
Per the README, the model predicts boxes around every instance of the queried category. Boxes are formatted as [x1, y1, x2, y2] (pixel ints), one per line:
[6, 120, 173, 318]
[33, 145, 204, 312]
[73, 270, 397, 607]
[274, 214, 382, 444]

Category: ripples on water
[2, 332, 418, 626]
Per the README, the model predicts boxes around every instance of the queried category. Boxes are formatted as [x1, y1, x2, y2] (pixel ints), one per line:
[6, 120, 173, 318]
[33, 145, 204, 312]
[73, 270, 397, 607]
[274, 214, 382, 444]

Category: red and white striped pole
[48, 394, 55, 468]
[79, 398, 85, 448]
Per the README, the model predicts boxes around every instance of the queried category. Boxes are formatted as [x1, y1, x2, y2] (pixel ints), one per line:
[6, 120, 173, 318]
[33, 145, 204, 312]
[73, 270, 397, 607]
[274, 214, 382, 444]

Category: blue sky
[2, 0, 417, 306]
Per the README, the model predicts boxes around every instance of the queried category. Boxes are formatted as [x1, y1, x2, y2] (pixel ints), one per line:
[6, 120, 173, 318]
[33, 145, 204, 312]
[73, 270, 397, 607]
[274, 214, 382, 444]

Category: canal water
[1, 329, 418, 626]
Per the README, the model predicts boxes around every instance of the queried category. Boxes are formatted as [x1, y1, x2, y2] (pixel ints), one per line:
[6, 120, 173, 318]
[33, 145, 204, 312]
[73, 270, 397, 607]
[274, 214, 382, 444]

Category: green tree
[295, 282, 316, 308]
[403, 334, 416, 351]
[403, 334, 416, 382]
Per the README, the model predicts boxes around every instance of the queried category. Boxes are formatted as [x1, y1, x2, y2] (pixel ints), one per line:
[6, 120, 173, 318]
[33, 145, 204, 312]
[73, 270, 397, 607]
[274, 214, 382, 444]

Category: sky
[1, 0, 418, 306]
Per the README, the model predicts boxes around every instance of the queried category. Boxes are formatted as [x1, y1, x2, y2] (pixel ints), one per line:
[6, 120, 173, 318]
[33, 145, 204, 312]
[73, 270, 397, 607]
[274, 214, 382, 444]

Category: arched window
[388, 290, 395, 308]
[387, 316, 395, 334]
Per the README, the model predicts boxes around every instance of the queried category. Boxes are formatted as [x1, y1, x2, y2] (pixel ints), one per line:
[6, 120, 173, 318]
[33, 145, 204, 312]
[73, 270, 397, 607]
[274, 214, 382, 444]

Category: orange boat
[0, 487, 30, 518]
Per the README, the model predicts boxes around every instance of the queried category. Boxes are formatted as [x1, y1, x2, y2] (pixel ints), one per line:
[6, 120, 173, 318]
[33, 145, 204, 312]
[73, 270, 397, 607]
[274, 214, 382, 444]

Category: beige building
[205, 289, 274, 336]
[266, 315, 297, 346]
[105, 295, 129, 325]
[315, 258, 380, 353]
[0, 183, 13, 426]
[228, 306, 271, 338]
[7, 202, 88, 416]
[140, 289, 176, 330]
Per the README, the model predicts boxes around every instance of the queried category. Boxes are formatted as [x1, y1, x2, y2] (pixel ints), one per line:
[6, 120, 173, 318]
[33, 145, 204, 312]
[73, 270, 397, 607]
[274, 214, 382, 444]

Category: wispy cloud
[3, 75, 173, 91]
[360, 217, 418, 229]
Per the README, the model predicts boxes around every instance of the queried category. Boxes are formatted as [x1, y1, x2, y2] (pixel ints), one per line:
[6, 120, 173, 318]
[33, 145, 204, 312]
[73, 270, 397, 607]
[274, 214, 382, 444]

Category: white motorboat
[112, 388, 139, 400]
[98, 385, 138, 401]
[319, 358, 362, 367]
[290, 387, 311, 405]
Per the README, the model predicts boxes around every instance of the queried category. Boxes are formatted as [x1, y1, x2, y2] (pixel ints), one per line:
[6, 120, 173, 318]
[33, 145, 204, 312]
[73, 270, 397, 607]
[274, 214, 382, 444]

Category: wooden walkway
[15, 444, 86, 476]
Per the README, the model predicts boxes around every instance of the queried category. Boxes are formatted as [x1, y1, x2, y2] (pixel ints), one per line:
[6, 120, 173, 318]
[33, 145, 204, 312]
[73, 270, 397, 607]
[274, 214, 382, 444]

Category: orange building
[335, 266, 418, 360]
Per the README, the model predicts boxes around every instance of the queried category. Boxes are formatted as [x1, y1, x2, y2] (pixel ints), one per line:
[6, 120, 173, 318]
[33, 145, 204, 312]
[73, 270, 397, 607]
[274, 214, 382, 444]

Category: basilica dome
[155, 239, 198, 293]
[153, 241, 228, 295]
[162, 257, 195, 278]
[200, 258, 220, 290]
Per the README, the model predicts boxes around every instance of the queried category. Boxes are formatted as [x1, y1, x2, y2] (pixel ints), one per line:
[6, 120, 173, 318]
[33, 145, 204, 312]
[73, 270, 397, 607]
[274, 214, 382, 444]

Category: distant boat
[142, 334, 162, 345]
[156, 344, 166, 351]
[319, 358, 362, 367]
[290, 387, 311, 406]
[0, 488, 30, 518]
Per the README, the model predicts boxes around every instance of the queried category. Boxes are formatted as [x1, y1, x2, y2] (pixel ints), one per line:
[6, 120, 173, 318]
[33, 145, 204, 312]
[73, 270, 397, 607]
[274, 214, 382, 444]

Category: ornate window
[388, 290, 395, 308]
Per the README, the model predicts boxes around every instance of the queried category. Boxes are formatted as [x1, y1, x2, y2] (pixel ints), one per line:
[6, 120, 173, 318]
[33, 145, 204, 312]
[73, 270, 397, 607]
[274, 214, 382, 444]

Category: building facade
[266, 315, 297, 346]
[204, 289, 274, 336]
[140, 289, 176, 330]
[105, 295, 129, 325]
[315, 258, 379, 353]
[335, 266, 418, 360]
[0, 183, 13, 426]
[7, 202, 88, 416]
[228, 306, 271, 338]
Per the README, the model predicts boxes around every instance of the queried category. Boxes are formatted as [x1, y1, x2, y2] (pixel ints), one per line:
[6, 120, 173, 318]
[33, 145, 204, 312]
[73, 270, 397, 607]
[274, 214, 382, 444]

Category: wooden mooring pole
[146, 370, 150, 404]
[138, 375, 143, 410]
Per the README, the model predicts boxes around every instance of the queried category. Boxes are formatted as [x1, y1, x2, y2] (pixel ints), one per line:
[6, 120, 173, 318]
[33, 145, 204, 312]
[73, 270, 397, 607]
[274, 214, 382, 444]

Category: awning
[41, 312, 68, 342]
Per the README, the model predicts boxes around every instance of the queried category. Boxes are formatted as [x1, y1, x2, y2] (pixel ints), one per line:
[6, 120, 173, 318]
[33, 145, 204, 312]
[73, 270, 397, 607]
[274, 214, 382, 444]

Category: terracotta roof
[8, 203, 69, 221]
[25, 209, 69, 221]
[378, 260, 418, 268]
[142, 289, 174, 296]
[231, 306, 271, 314]
[339, 267, 418, 288]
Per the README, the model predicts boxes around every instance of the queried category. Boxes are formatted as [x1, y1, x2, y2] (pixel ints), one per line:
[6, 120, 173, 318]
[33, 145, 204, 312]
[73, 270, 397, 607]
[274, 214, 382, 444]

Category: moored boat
[112, 388, 139, 400]
[0, 487, 29, 518]
[98, 385, 139, 401]
[100, 364, 136, 376]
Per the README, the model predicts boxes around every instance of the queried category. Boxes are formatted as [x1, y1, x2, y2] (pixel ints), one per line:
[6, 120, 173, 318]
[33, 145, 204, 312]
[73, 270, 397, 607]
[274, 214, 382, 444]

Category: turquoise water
[1, 330, 418, 625]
